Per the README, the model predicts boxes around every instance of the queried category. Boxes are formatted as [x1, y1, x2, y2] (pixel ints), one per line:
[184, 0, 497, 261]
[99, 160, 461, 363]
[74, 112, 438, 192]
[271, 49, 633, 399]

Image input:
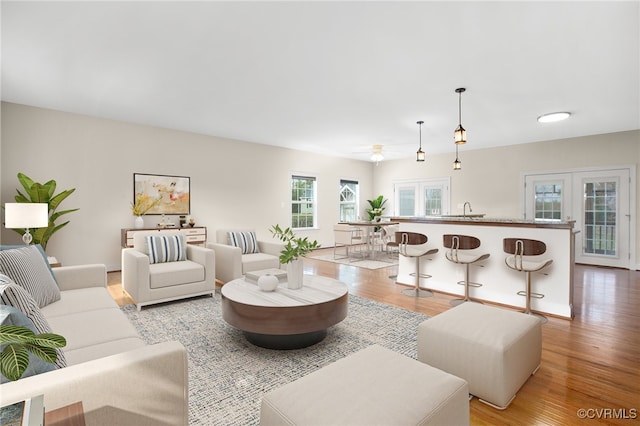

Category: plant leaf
[0, 325, 35, 344]
[23, 344, 58, 364]
[30, 333, 66, 348]
[0, 344, 29, 381]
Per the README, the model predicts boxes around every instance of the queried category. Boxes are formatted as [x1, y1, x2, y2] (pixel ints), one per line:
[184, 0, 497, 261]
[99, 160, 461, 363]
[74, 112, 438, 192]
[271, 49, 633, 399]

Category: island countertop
[393, 218, 576, 319]
[393, 216, 576, 230]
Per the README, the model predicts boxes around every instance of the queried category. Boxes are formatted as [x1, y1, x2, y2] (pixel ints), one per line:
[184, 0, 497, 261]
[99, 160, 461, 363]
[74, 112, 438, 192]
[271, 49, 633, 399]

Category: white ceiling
[2, 1, 639, 162]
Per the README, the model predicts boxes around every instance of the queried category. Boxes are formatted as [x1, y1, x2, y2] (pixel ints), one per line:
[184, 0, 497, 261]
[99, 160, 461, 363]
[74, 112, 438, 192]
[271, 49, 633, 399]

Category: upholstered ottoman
[260, 345, 469, 425]
[417, 302, 541, 409]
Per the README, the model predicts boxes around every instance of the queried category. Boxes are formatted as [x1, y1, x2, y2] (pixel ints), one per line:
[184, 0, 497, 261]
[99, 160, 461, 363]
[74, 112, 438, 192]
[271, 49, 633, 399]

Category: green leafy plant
[366, 195, 387, 221]
[0, 325, 66, 381]
[11, 172, 78, 251]
[270, 224, 320, 264]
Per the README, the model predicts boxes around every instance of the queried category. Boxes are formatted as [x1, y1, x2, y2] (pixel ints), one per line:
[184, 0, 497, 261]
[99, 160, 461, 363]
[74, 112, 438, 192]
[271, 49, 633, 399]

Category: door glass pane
[535, 184, 562, 220]
[398, 188, 415, 216]
[583, 181, 617, 256]
[424, 188, 442, 215]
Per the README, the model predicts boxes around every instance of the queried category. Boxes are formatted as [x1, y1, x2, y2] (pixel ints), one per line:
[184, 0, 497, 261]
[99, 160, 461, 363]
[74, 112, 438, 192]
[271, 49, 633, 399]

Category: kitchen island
[394, 217, 576, 319]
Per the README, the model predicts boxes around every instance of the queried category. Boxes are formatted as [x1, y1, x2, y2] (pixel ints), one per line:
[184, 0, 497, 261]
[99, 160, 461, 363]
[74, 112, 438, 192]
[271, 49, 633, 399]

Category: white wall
[0, 102, 374, 270]
[2, 102, 638, 269]
[373, 130, 640, 267]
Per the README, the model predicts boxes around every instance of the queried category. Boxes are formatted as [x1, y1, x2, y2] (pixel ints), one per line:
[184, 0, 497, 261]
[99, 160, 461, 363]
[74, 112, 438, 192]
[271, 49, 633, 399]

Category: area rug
[310, 253, 398, 270]
[122, 292, 428, 425]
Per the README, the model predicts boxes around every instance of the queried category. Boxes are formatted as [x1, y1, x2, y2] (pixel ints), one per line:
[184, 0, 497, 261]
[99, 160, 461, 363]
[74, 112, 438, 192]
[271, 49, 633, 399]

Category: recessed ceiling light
[537, 112, 571, 123]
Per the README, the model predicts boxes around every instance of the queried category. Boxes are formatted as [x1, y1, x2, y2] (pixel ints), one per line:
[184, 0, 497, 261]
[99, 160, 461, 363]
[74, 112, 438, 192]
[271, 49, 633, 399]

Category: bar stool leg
[450, 263, 483, 306]
[521, 272, 547, 323]
[402, 257, 433, 298]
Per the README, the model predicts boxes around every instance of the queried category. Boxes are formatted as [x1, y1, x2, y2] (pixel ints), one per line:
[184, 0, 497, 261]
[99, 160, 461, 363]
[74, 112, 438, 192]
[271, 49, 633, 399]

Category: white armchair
[122, 230, 215, 310]
[206, 229, 284, 283]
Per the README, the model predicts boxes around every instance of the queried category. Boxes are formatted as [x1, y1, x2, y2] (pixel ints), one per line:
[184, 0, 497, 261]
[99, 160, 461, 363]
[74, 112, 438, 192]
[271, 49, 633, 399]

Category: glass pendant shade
[453, 157, 462, 170]
[454, 124, 466, 145]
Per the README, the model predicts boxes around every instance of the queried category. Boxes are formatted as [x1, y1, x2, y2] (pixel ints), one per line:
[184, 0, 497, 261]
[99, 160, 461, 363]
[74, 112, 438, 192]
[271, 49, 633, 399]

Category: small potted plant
[130, 193, 160, 229]
[270, 225, 320, 289]
[0, 325, 66, 381]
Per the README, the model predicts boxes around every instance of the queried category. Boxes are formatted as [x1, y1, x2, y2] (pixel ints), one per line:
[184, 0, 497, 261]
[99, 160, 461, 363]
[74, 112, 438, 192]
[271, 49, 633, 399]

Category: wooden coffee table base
[244, 329, 328, 350]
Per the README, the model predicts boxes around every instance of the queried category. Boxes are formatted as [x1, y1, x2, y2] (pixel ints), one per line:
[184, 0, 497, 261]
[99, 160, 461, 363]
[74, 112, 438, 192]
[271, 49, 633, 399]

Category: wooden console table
[121, 226, 207, 248]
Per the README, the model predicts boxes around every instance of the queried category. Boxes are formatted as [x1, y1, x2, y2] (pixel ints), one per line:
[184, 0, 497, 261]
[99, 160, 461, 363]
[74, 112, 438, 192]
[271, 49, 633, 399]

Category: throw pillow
[0, 245, 60, 307]
[145, 234, 187, 264]
[0, 305, 57, 383]
[228, 231, 260, 254]
[1, 244, 57, 284]
[0, 277, 67, 369]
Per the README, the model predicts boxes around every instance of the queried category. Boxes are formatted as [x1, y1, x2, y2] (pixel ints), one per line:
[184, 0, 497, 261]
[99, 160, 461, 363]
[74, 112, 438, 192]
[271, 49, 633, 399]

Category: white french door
[525, 167, 633, 269]
[393, 178, 450, 217]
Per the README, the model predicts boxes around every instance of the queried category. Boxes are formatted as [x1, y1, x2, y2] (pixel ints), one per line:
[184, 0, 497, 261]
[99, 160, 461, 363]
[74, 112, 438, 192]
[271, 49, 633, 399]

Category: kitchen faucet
[463, 202, 472, 218]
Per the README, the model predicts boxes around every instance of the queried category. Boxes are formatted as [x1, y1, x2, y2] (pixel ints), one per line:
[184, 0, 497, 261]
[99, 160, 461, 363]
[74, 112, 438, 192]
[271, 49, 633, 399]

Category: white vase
[257, 273, 279, 292]
[134, 215, 144, 229]
[286, 259, 304, 289]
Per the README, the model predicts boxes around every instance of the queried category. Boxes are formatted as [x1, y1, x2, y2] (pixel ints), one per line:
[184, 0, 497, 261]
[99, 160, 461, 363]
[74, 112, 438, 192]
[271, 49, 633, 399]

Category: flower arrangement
[270, 224, 320, 264]
[366, 195, 387, 221]
[130, 193, 160, 216]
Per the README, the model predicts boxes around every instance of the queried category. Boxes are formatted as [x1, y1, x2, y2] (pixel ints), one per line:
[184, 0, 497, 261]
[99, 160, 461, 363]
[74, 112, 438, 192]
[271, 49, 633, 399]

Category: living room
[1, 1, 639, 425]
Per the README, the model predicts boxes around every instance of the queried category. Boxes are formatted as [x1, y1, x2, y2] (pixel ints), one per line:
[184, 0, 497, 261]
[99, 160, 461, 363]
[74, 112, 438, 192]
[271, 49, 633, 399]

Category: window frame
[339, 179, 359, 222]
[290, 174, 318, 230]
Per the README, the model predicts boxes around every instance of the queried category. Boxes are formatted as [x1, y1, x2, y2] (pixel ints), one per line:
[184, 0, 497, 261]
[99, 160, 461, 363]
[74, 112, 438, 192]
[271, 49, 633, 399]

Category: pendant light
[453, 144, 462, 170]
[416, 120, 425, 162]
[454, 88, 466, 145]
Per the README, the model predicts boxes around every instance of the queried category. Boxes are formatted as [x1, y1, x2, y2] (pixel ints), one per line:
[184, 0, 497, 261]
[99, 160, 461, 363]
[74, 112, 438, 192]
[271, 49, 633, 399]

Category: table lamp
[4, 203, 49, 244]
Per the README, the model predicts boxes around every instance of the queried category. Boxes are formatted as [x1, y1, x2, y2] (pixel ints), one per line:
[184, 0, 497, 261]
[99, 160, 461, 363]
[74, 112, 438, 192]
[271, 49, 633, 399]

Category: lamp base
[22, 230, 33, 245]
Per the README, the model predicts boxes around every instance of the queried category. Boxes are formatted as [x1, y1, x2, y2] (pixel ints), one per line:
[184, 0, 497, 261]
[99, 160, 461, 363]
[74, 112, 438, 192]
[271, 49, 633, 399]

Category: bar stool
[398, 232, 438, 298]
[503, 238, 553, 323]
[443, 234, 490, 306]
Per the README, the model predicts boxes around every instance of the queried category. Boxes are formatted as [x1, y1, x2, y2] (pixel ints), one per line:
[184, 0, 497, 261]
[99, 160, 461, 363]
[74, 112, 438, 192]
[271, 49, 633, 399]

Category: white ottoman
[261, 345, 469, 425]
[417, 303, 541, 409]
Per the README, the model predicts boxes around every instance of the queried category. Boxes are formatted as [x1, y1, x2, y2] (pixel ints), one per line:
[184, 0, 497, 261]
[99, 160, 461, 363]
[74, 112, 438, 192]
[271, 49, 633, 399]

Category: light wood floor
[108, 248, 640, 425]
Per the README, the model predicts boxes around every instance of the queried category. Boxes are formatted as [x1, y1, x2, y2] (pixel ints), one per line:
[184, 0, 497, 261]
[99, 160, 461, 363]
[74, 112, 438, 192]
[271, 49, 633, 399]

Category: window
[339, 179, 358, 222]
[291, 175, 316, 229]
[393, 178, 450, 216]
[534, 184, 562, 220]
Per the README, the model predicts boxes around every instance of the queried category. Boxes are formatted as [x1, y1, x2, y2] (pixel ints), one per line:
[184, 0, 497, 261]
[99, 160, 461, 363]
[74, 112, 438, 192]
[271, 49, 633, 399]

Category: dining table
[346, 220, 399, 260]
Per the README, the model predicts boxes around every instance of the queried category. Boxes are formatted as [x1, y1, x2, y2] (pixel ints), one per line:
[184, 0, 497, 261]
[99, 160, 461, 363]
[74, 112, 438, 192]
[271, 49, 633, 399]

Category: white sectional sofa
[0, 263, 189, 426]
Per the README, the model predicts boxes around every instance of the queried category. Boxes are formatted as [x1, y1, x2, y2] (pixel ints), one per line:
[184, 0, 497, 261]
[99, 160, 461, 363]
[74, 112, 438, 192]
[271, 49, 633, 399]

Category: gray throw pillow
[0, 245, 60, 307]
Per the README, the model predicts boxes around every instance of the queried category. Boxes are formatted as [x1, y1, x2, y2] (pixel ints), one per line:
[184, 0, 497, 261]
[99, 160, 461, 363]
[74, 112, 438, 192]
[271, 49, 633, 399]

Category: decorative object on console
[269, 225, 319, 289]
[133, 173, 190, 215]
[257, 274, 279, 292]
[9, 173, 78, 250]
[130, 192, 161, 228]
[3, 203, 48, 245]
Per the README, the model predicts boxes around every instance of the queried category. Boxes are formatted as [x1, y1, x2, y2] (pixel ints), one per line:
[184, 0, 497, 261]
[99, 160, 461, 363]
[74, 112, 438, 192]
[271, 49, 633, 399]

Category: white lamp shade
[4, 203, 49, 229]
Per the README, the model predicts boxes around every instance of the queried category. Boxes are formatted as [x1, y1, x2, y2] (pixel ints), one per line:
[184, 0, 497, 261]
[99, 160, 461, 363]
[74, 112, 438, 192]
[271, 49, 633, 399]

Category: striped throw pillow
[0, 276, 67, 370]
[145, 234, 187, 264]
[228, 231, 260, 254]
[0, 245, 60, 308]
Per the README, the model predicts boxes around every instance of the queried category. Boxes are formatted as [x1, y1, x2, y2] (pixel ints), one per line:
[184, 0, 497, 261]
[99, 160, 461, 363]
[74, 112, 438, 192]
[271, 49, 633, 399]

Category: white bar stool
[443, 234, 490, 306]
[398, 232, 438, 298]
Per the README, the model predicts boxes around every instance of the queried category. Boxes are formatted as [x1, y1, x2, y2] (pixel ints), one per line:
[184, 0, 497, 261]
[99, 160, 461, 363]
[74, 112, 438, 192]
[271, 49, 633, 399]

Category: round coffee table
[221, 274, 349, 349]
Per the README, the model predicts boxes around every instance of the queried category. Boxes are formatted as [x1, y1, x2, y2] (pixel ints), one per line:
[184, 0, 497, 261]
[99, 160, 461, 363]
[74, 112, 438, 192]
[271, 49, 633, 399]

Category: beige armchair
[206, 229, 284, 283]
[122, 230, 215, 310]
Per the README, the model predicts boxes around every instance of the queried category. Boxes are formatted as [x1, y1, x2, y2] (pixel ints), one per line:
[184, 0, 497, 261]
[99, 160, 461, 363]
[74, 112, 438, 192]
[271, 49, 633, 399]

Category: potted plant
[130, 193, 161, 229]
[270, 225, 320, 289]
[10, 173, 78, 251]
[0, 325, 66, 381]
[366, 195, 387, 222]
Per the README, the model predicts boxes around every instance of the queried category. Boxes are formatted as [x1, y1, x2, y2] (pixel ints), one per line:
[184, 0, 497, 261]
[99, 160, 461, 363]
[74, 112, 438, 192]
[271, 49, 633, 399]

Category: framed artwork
[133, 173, 190, 215]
